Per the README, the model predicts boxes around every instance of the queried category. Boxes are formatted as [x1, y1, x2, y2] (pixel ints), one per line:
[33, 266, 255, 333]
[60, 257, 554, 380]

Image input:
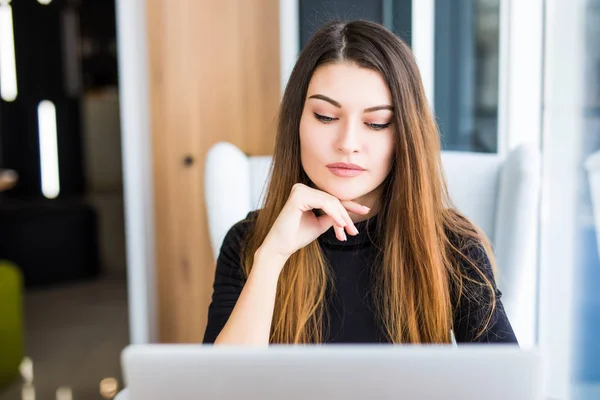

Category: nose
[336, 119, 361, 155]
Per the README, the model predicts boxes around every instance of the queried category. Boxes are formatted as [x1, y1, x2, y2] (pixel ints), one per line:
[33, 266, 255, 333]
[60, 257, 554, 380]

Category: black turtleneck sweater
[203, 212, 518, 344]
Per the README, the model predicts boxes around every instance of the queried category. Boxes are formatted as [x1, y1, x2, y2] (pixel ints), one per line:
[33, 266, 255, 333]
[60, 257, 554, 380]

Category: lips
[326, 162, 366, 171]
[326, 162, 366, 178]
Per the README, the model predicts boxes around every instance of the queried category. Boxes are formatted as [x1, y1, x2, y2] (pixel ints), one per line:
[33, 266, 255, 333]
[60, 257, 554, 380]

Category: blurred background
[0, 0, 597, 399]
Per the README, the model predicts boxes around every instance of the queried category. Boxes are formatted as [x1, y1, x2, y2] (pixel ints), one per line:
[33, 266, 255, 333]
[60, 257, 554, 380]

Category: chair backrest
[205, 142, 541, 346]
[441, 152, 503, 241]
[586, 151, 600, 257]
[204, 143, 271, 259]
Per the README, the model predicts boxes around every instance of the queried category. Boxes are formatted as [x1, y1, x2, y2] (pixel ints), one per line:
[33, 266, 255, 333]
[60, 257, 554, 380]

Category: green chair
[0, 261, 24, 389]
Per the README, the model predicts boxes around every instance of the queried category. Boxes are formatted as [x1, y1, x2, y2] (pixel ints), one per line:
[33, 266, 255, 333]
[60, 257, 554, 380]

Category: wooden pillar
[146, 0, 280, 342]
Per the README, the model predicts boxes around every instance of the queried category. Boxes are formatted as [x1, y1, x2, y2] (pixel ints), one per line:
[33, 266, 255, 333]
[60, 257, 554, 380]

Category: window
[434, 0, 500, 153]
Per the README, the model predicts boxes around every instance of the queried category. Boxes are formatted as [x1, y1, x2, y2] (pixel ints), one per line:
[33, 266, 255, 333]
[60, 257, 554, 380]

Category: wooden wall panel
[146, 0, 280, 342]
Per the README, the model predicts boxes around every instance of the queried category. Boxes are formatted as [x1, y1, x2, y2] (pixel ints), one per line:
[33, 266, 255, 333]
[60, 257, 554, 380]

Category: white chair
[205, 142, 541, 346]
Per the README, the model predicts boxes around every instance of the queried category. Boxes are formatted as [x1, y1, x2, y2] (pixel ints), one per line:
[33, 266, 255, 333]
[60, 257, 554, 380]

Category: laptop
[117, 344, 541, 400]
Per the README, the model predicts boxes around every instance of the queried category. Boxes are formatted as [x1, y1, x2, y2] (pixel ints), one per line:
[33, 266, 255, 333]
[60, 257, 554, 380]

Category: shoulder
[444, 214, 494, 281]
[445, 225, 498, 301]
[453, 236, 492, 276]
[220, 210, 260, 256]
[222, 210, 259, 244]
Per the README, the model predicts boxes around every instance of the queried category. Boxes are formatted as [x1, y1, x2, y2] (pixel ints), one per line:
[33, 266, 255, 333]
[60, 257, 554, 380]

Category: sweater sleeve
[452, 241, 519, 344]
[202, 214, 255, 343]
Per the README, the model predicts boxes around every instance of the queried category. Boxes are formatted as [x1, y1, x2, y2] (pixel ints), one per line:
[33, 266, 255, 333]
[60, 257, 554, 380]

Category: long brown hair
[243, 20, 496, 344]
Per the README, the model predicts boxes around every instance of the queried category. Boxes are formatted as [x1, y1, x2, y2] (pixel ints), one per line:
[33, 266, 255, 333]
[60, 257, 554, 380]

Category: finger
[340, 200, 371, 215]
[293, 187, 355, 236]
[316, 214, 335, 234]
[317, 213, 346, 241]
[337, 203, 359, 236]
[310, 196, 349, 228]
[293, 188, 347, 227]
[334, 225, 347, 241]
[318, 197, 353, 232]
[309, 192, 356, 237]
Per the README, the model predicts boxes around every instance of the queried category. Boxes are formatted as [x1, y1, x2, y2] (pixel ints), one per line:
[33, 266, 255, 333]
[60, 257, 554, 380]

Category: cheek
[299, 119, 319, 174]
[370, 134, 395, 176]
[300, 118, 328, 163]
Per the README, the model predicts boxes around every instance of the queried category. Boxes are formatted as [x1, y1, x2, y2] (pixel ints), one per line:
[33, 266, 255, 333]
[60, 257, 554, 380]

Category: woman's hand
[214, 183, 370, 345]
[258, 183, 371, 263]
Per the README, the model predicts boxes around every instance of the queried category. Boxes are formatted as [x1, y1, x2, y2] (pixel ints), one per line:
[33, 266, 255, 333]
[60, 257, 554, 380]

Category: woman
[203, 20, 517, 345]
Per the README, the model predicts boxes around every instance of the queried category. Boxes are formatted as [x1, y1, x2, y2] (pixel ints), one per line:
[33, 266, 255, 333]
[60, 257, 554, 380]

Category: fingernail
[352, 226, 359, 235]
[342, 232, 347, 241]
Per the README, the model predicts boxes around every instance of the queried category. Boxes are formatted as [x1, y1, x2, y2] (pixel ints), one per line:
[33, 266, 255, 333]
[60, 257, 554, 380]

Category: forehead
[306, 62, 392, 107]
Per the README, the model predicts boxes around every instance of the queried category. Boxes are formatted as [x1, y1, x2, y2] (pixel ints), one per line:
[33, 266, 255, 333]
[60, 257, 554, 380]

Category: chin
[319, 182, 369, 202]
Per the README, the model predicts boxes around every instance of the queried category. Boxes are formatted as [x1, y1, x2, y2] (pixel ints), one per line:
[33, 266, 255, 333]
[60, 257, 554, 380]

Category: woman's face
[299, 62, 395, 214]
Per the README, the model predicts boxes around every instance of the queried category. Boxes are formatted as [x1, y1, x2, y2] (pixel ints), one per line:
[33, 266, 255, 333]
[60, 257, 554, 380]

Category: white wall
[279, 0, 299, 94]
[411, 0, 435, 106]
[495, 0, 544, 350]
[499, 0, 544, 154]
[115, 0, 157, 344]
[538, 1, 586, 398]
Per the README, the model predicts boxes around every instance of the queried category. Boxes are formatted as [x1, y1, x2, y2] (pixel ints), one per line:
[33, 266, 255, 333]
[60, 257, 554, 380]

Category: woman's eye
[314, 112, 337, 123]
[366, 122, 391, 131]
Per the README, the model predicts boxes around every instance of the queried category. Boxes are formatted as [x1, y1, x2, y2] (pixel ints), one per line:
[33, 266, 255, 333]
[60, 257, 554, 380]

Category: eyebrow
[308, 94, 393, 113]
